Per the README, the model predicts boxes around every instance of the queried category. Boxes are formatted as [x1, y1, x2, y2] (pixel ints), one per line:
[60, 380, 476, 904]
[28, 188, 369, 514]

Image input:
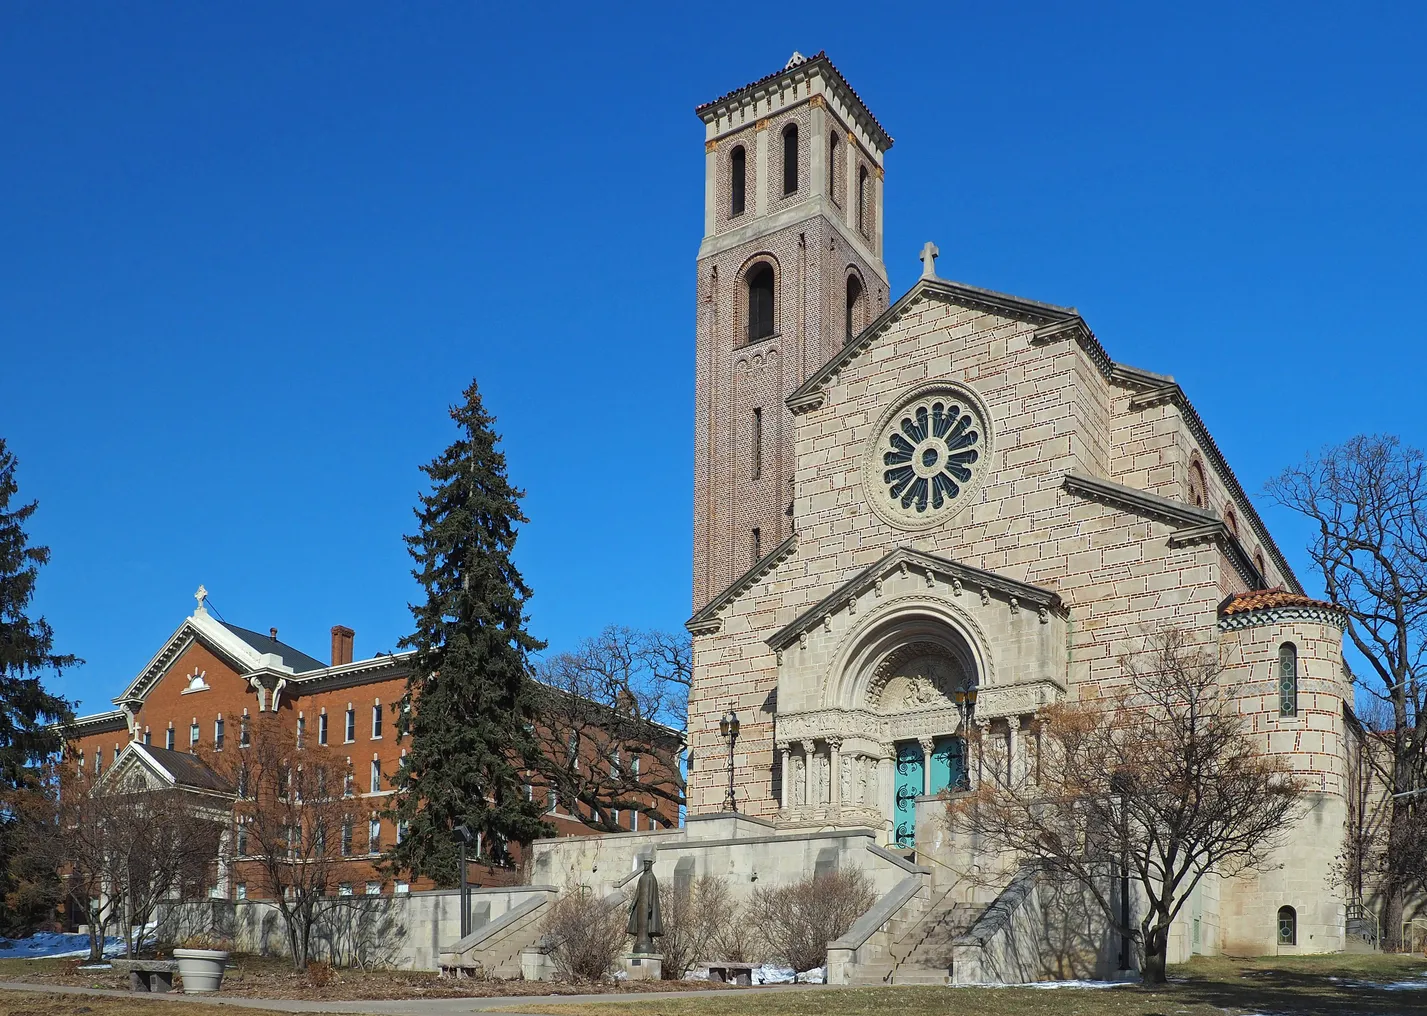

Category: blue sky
[3, 3, 1425, 715]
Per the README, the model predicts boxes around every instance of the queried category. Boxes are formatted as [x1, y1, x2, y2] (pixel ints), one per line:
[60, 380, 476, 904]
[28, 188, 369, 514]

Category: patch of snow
[795, 965, 826, 984]
[754, 964, 795, 984]
[949, 978, 1129, 989]
[0, 932, 127, 959]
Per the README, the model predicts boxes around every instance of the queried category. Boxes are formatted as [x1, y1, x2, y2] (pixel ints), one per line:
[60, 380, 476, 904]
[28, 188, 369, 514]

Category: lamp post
[452, 824, 473, 938]
[719, 706, 740, 813]
[952, 685, 978, 789]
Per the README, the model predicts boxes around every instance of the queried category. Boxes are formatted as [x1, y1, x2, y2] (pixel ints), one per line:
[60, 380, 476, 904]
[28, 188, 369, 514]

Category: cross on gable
[920, 242, 940, 280]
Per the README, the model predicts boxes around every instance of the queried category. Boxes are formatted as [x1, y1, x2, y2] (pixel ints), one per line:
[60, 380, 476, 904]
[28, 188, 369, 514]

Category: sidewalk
[0, 979, 832, 1015]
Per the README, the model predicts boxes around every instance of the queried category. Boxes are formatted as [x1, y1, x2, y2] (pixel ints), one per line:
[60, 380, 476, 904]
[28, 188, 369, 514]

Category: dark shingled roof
[221, 623, 326, 673]
[140, 745, 234, 794]
[1218, 588, 1341, 617]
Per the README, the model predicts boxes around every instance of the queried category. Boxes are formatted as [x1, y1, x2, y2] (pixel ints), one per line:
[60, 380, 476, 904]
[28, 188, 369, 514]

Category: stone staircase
[438, 889, 557, 978]
[849, 889, 979, 985]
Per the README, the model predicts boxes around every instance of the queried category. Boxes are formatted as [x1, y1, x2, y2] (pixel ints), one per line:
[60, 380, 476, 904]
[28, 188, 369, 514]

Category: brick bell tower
[692, 52, 893, 608]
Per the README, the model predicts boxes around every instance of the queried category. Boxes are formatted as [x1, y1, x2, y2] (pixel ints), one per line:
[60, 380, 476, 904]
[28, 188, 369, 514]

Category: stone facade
[685, 54, 1355, 960]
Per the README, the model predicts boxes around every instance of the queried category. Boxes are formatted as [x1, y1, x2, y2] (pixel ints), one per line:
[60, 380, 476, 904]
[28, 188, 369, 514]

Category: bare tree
[35, 765, 218, 959]
[1267, 435, 1427, 947]
[527, 627, 687, 833]
[748, 868, 874, 973]
[948, 630, 1303, 984]
[658, 874, 734, 979]
[204, 715, 361, 969]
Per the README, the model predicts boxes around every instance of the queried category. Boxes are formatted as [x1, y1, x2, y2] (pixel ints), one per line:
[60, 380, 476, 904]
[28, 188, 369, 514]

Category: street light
[952, 686, 978, 790]
[719, 706, 740, 813]
[452, 824, 474, 938]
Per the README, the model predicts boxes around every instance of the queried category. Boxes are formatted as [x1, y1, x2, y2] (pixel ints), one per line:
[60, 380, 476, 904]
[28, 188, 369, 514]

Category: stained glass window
[1279, 643, 1298, 717]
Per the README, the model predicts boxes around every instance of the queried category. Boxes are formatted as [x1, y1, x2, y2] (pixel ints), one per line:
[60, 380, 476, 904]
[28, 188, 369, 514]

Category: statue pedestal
[622, 952, 663, 981]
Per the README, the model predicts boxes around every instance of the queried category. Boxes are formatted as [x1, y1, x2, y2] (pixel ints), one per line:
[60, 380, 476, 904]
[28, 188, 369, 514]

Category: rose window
[864, 384, 990, 529]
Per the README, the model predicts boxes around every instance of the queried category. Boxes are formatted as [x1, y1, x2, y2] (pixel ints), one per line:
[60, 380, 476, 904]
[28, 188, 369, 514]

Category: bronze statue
[626, 857, 664, 954]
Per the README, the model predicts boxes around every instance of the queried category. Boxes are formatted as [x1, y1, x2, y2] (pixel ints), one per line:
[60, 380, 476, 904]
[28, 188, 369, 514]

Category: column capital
[827, 735, 843, 752]
[917, 734, 936, 753]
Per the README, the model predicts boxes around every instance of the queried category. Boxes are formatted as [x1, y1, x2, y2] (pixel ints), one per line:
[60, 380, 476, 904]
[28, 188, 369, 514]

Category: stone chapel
[680, 51, 1356, 959]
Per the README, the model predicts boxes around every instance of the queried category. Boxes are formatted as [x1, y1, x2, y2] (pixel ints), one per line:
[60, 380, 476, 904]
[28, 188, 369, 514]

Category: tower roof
[696, 51, 893, 152]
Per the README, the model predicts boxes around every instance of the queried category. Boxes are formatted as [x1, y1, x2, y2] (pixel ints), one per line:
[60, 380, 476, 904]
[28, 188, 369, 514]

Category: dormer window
[730, 146, 747, 217]
[746, 262, 775, 341]
[782, 123, 799, 195]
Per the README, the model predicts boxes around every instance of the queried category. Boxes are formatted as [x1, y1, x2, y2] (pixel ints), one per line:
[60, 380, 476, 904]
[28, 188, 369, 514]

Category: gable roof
[785, 274, 1303, 595]
[220, 623, 326, 673]
[96, 741, 234, 798]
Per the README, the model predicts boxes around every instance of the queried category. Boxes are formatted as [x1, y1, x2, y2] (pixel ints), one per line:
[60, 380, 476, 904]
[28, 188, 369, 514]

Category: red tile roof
[695, 51, 893, 148]
[1218, 588, 1341, 617]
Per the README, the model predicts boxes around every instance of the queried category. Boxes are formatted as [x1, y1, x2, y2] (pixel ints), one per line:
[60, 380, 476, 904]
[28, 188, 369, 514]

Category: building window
[345, 707, 356, 743]
[166, 727, 175, 751]
[338, 883, 353, 897]
[372, 703, 383, 739]
[751, 527, 762, 564]
[366, 881, 381, 896]
[782, 123, 799, 194]
[746, 262, 775, 341]
[1277, 905, 1297, 945]
[368, 818, 381, 854]
[190, 722, 199, 749]
[751, 408, 763, 480]
[143, 727, 151, 745]
[370, 759, 381, 794]
[630, 810, 638, 831]
[318, 712, 329, 746]
[730, 145, 746, 216]
[829, 133, 842, 203]
[1255, 550, 1267, 580]
[397, 820, 408, 844]
[846, 274, 864, 341]
[857, 165, 870, 235]
[215, 717, 225, 750]
[395, 881, 410, 895]
[344, 766, 355, 797]
[1279, 643, 1298, 717]
[340, 818, 353, 856]
[240, 715, 250, 748]
[237, 826, 248, 856]
[236, 883, 247, 901]
[1188, 459, 1207, 508]
[94, 748, 102, 775]
[1225, 507, 1238, 537]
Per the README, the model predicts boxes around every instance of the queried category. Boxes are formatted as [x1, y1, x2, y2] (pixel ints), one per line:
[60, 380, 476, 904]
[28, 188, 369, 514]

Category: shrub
[749, 868, 876, 972]
[659, 875, 735, 979]
[306, 960, 334, 988]
[543, 883, 626, 981]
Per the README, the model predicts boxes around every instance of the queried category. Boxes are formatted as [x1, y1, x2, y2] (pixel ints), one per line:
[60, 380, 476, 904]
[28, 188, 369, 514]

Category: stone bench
[702, 961, 757, 985]
[111, 958, 180, 993]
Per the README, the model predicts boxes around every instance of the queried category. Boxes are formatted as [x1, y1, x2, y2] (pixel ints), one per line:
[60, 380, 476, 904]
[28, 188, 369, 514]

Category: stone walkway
[0, 980, 831, 1015]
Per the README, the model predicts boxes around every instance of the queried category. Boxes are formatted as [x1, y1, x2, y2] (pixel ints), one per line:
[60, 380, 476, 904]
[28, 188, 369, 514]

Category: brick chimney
[330, 626, 355, 666]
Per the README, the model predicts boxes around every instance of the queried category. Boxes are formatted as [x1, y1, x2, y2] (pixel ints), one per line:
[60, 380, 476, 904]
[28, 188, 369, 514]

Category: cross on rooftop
[920, 241, 939, 279]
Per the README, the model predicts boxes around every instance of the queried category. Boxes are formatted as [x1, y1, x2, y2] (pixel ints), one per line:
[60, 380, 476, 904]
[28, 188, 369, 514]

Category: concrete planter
[173, 948, 228, 993]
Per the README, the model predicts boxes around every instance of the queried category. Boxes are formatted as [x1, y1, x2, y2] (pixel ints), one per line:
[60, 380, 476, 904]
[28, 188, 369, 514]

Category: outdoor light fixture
[452, 824, 474, 938]
[719, 706, 740, 813]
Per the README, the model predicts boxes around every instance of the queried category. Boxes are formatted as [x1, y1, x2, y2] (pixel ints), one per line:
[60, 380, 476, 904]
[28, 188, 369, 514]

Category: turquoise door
[929, 736, 967, 794]
[893, 742, 924, 848]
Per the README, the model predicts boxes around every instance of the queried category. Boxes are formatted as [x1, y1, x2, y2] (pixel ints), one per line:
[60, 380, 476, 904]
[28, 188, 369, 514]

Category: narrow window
[236, 883, 247, 900]
[240, 715, 250, 747]
[215, 716, 225, 750]
[829, 134, 841, 203]
[782, 123, 799, 194]
[236, 826, 248, 856]
[296, 716, 305, 748]
[630, 810, 638, 831]
[344, 766, 355, 797]
[1279, 643, 1298, 717]
[372, 703, 383, 739]
[318, 712, 329, 746]
[730, 146, 746, 216]
[368, 818, 381, 854]
[845, 275, 864, 341]
[166, 726, 175, 751]
[1277, 905, 1297, 945]
[746, 262, 775, 341]
[345, 707, 355, 742]
[751, 527, 762, 564]
[190, 721, 200, 749]
[857, 165, 870, 234]
[397, 820, 408, 844]
[94, 748, 102, 775]
[143, 727, 151, 745]
[751, 408, 763, 479]
[1189, 460, 1207, 507]
[1255, 550, 1267, 580]
[370, 759, 381, 794]
[340, 818, 353, 857]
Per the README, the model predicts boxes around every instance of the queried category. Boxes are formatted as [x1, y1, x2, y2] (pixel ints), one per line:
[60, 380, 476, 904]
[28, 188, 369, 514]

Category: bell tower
[692, 52, 893, 609]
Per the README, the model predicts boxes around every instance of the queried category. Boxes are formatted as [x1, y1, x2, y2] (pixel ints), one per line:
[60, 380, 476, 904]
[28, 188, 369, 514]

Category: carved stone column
[828, 736, 843, 810]
[918, 735, 936, 797]
[974, 719, 991, 788]
[1016, 716, 1034, 784]
[1008, 717, 1021, 785]
[793, 741, 809, 807]
[777, 742, 792, 809]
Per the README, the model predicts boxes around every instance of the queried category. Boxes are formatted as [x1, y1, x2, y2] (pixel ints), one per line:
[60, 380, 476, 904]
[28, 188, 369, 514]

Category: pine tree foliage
[0, 439, 75, 785]
[387, 380, 548, 885]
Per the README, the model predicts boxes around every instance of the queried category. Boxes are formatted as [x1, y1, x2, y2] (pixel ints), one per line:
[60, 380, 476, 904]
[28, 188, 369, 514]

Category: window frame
[781, 122, 799, 195]
[745, 261, 776, 342]
[730, 145, 747, 217]
[1278, 642, 1299, 718]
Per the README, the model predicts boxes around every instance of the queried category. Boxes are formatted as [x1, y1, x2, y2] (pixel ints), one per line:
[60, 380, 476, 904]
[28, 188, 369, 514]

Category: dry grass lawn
[0, 990, 293, 1016]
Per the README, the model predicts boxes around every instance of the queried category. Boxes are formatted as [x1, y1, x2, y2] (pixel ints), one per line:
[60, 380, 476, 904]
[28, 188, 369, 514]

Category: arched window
[857, 165, 870, 234]
[845, 274, 864, 341]
[1278, 642, 1298, 717]
[829, 134, 842, 203]
[1189, 459, 1206, 507]
[1277, 905, 1297, 945]
[746, 262, 775, 341]
[782, 123, 799, 195]
[1225, 508, 1238, 537]
[1255, 550, 1267, 578]
[730, 146, 746, 217]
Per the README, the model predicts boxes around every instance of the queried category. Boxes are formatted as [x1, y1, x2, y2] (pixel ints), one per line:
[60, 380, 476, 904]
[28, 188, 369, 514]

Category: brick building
[63, 592, 678, 906]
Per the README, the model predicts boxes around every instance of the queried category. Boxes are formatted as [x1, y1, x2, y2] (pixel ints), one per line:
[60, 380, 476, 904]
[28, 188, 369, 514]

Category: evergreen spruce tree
[0, 439, 76, 932]
[387, 380, 549, 885]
